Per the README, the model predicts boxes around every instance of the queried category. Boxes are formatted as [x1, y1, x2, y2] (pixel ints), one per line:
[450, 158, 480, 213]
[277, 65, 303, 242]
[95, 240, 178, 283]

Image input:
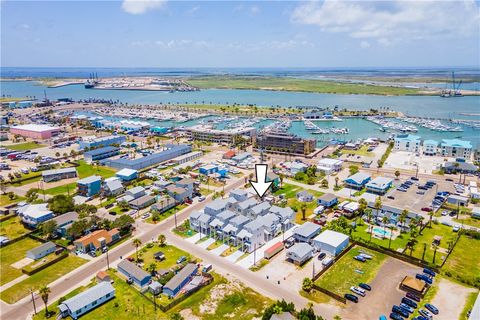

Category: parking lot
[383, 177, 457, 214]
[341, 257, 423, 320]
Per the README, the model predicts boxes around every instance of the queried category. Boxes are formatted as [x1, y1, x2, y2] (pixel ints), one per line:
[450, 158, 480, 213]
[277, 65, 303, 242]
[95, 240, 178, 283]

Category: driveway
[210, 244, 229, 256]
[197, 238, 215, 249]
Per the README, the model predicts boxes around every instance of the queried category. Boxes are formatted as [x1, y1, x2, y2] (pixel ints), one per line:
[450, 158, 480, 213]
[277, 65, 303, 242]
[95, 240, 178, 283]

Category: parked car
[406, 292, 421, 302]
[176, 256, 187, 264]
[445, 178, 454, 182]
[416, 191, 425, 195]
[441, 210, 449, 216]
[453, 225, 461, 232]
[421, 207, 432, 212]
[425, 303, 439, 315]
[419, 309, 433, 320]
[344, 293, 358, 303]
[423, 268, 436, 277]
[416, 273, 433, 284]
[397, 188, 407, 192]
[358, 283, 371, 291]
[400, 303, 414, 314]
[198, 196, 206, 202]
[354, 255, 366, 262]
[350, 286, 366, 297]
[401, 297, 418, 309]
[387, 196, 395, 200]
[392, 305, 409, 318]
[411, 177, 419, 181]
[389, 313, 403, 320]
[284, 238, 295, 248]
[317, 252, 326, 260]
[413, 316, 429, 320]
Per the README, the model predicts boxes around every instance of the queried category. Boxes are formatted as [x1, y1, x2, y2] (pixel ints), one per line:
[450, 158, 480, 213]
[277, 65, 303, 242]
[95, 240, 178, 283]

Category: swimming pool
[373, 227, 392, 237]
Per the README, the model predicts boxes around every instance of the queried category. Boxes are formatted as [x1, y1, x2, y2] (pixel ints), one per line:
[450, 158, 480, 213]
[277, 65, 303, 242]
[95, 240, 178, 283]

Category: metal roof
[42, 167, 77, 177]
[84, 146, 119, 156]
[60, 281, 114, 314]
[118, 260, 150, 281]
[313, 230, 349, 247]
[293, 222, 321, 238]
[77, 175, 102, 185]
[27, 241, 56, 256]
[164, 263, 197, 292]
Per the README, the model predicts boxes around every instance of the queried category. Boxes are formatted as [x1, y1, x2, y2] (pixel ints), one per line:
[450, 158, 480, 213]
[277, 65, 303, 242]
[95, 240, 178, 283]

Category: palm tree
[399, 209, 408, 232]
[335, 176, 339, 188]
[432, 243, 438, 264]
[132, 238, 142, 262]
[158, 234, 166, 246]
[382, 216, 388, 239]
[279, 173, 284, 188]
[429, 211, 434, 227]
[147, 262, 157, 276]
[300, 203, 308, 221]
[302, 277, 313, 292]
[394, 170, 401, 180]
[374, 196, 382, 223]
[388, 225, 394, 249]
[39, 286, 51, 316]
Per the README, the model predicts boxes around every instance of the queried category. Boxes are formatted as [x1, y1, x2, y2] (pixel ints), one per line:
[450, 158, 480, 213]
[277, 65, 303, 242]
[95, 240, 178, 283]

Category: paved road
[1, 176, 247, 320]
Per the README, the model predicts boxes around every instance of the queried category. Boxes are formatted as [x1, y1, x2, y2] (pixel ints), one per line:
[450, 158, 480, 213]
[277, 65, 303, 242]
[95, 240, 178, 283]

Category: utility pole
[30, 289, 37, 315]
[253, 244, 257, 266]
[106, 249, 110, 269]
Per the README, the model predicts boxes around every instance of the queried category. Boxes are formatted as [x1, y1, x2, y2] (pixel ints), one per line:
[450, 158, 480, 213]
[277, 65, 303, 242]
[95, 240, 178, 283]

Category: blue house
[344, 172, 371, 189]
[77, 175, 102, 197]
[116, 168, 138, 181]
[366, 177, 393, 195]
[199, 164, 218, 175]
[117, 260, 151, 288]
[317, 193, 338, 208]
[58, 282, 115, 319]
[163, 263, 198, 297]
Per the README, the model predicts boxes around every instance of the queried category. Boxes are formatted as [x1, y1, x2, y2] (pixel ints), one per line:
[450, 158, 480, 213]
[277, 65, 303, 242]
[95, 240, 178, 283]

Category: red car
[421, 207, 433, 212]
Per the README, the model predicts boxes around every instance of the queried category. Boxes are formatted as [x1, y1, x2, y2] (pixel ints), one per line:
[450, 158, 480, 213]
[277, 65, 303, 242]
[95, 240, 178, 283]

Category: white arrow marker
[249, 164, 273, 199]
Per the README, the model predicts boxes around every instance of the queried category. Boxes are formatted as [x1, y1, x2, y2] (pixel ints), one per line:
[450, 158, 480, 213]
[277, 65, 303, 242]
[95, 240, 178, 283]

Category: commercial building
[102, 144, 192, 170]
[443, 161, 478, 174]
[312, 230, 349, 256]
[447, 194, 469, 207]
[78, 135, 126, 150]
[366, 177, 393, 195]
[286, 243, 314, 265]
[256, 132, 316, 155]
[116, 168, 138, 181]
[83, 146, 120, 163]
[10, 124, 61, 140]
[77, 175, 102, 197]
[163, 263, 198, 296]
[199, 164, 218, 175]
[171, 151, 203, 165]
[74, 229, 120, 253]
[58, 282, 115, 320]
[185, 125, 256, 144]
[344, 172, 371, 189]
[440, 139, 473, 159]
[17, 203, 54, 228]
[423, 140, 439, 156]
[117, 260, 152, 288]
[317, 158, 343, 174]
[26, 242, 56, 260]
[42, 167, 78, 183]
[394, 134, 421, 152]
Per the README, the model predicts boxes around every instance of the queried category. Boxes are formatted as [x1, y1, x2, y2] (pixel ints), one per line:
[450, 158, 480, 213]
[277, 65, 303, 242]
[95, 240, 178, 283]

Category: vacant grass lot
[342, 145, 374, 157]
[0, 194, 26, 206]
[133, 244, 193, 271]
[186, 76, 421, 96]
[7, 142, 46, 151]
[411, 223, 456, 266]
[442, 235, 480, 288]
[0, 216, 30, 240]
[453, 216, 480, 228]
[44, 182, 77, 195]
[146, 204, 188, 224]
[1, 255, 86, 303]
[315, 246, 387, 296]
[76, 160, 116, 179]
[0, 237, 40, 285]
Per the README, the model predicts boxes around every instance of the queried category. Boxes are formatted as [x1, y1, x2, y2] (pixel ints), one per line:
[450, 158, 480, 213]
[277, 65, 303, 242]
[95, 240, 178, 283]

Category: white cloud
[292, 0, 480, 45]
[154, 39, 211, 49]
[122, 0, 166, 15]
[360, 41, 370, 48]
[250, 5, 260, 15]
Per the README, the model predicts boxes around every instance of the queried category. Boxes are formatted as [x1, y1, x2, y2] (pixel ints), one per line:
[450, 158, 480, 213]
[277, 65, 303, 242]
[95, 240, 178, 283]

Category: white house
[394, 134, 421, 152]
[317, 158, 343, 174]
[58, 282, 115, 319]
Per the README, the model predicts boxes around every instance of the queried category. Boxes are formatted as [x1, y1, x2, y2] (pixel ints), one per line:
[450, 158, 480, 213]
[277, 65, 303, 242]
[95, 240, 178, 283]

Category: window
[106, 293, 111, 298]
[92, 300, 97, 306]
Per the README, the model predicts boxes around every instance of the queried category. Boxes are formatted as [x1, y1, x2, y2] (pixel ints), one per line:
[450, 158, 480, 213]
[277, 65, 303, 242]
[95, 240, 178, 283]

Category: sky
[1, 0, 479, 68]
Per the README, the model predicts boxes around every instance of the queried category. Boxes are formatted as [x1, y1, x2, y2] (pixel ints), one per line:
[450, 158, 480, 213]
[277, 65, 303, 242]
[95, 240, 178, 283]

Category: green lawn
[410, 223, 456, 266]
[315, 246, 387, 296]
[460, 291, 479, 320]
[133, 244, 193, 271]
[0, 216, 30, 239]
[7, 142, 46, 151]
[273, 183, 303, 199]
[9, 172, 43, 186]
[0, 194, 26, 206]
[442, 234, 480, 288]
[0, 237, 41, 285]
[75, 160, 116, 179]
[453, 216, 480, 228]
[146, 204, 187, 224]
[199, 187, 214, 195]
[44, 182, 77, 195]
[350, 219, 409, 252]
[343, 145, 374, 157]
[1, 255, 87, 303]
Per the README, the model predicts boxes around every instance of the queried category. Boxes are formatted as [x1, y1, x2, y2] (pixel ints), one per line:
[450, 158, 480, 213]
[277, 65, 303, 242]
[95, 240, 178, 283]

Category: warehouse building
[42, 167, 78, 183]
[83, 146, 120, 163]
[79, 135, 126, 150]
[312, 230, 349, 256]
[10, 124, 61, 139]
[102, 144, 192, 170]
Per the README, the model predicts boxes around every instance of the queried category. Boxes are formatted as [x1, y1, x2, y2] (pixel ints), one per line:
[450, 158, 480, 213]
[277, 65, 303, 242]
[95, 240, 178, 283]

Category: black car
[392, 305, 409, 318]
[318, 252, 326, 260]
[406, 292, 421, 302]
[411, 177, 419, 181]
[358, 283, 371, 291]
[446, 178, 454, 182]
[387, 196, 395, 200]
[389, 313, 403, 320]
[401, 297, 418, 309]
[344, 294, 358, 303]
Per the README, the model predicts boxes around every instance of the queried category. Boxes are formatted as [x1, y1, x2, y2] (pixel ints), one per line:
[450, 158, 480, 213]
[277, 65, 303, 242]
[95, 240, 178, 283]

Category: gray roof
[42, 167, 77, 177]
[230, 189, 248, 197]
[288, 242, 313, 258]
[52, 212, 78, 227]
[105, 179, 124, 192]
[229, 215, 250, 226]
[148, 281, 162, 290]
[238, 198, 259, 210]
[198, 213, 213, 224]
[60, 281, 115, 314]
[257, 213, 279, 228]
[244, 217, 264, 231]
[271, 312, 296, 320]
[294, 222, 321, 238]
[318, 193, 338, 202]
[269, 206, 294, 220]
[164, 263, 197, 292]
[28, 241, 56, 256]
[206, 197, 236, 211]
[236, 229, 252, 239]
[250, 202, 271, 214]
[84, 146, 119, 157]
[118, 260, 150, 281]
[217, 210, 236, 221]
[444, 161, 478, 171]
[128, 186, 145, 195]
[345, 172, 371, 184]
[190, 211, 202, 220]
[297, 190, 312, 198]
[129, 194, 155, 207]
[77, 175, 102, 185]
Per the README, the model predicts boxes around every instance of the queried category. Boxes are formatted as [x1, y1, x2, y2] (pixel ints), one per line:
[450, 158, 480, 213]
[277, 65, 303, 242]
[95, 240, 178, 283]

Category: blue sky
[1, 0, 479, 68]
